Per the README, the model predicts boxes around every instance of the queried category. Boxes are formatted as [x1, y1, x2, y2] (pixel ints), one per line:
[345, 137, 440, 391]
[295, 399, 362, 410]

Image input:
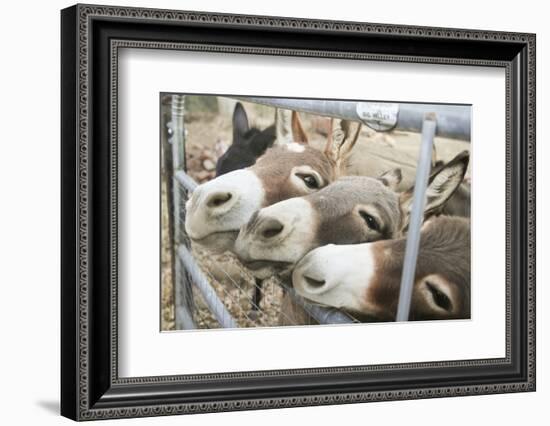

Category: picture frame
[60, 3, 536, 421]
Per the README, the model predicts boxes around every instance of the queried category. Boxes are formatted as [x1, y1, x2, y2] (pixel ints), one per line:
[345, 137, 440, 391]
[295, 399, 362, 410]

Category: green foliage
[185, 95, 219, 113]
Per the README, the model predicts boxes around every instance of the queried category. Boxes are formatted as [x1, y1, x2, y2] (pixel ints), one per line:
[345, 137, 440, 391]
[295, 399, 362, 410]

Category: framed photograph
[61, 4, 536, 421]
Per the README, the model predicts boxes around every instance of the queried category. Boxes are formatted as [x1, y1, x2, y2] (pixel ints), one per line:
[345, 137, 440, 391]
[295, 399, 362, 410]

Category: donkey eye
[297, 173, 319, 189]
[359, 211, 380, 232]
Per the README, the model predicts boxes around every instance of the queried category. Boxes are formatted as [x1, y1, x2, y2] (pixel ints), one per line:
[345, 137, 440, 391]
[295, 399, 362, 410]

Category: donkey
[292, 215, 471, 321]
[234, 151, 469, 278]
[215, 102, 277, 176]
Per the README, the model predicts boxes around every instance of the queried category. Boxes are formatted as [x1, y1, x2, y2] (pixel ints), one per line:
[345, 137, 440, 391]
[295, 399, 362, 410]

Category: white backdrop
[0, 0, 546, 425]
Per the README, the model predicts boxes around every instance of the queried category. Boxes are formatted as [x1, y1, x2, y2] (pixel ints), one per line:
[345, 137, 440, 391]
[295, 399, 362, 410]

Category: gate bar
[395, 113, 437, 321]
[170, 94, 197, 330]
[175, 170, 198, 193]
[174, 261, 197, 331]
[285, 287, 356, 324]
[232, 96, 470, 141]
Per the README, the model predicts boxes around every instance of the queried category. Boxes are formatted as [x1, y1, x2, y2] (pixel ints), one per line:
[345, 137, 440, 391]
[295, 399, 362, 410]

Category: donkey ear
[274, 108, 293, 145]
[291, 111, 309, 144]
[338, 120, 361, 158]
[324, 119, 361, 168]
[232, 102, 250, 143]
[378, 168, 402, 191]
[431, 142, 438, 168]
[400, 150, 469, 224]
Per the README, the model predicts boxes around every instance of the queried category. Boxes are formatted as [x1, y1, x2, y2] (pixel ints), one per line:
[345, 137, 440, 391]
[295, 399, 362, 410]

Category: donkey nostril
[206, 192, 232, 208]
[303, 275, 326, 289]
[260, 219, 284, 239]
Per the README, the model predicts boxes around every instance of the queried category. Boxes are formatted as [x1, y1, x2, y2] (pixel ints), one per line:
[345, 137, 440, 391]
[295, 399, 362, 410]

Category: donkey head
[234, 151, 469, 275]
[215, 102, 276, 176]
[292, 216, 471, 321]
[185, 115, 362, 253]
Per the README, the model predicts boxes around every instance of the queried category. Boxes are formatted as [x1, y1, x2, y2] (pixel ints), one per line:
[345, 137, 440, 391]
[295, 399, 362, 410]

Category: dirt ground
[160, 95, 471, 331]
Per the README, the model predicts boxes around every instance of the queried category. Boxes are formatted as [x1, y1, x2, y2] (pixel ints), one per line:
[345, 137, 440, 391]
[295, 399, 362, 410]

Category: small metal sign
[356, 102, 399, 132]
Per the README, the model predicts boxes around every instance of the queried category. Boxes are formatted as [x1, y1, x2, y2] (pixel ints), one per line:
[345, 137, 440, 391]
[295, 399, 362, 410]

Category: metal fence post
[395, 113, 437, 322]
[168, 94, 196, 330]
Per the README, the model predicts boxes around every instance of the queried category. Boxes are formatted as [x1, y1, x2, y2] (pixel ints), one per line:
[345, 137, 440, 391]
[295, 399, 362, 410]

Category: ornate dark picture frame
[61, 3, 536, 421]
